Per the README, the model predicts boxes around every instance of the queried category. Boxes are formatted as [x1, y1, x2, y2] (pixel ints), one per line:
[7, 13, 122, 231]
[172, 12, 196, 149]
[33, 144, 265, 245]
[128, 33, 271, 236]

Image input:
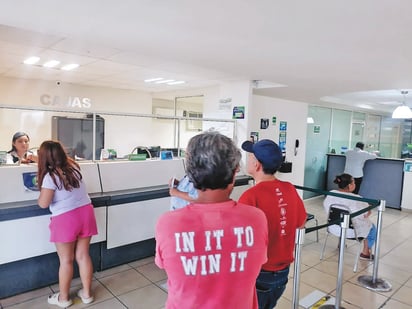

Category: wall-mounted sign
[40, 94, 92, 109]
[232, 106, 245, 119]
[22, 172, 39, 191]
[218, 98, 232, 111]
[272, 117, 277, 125]
[279, 131, 287, 153]
[314, 125, 320, 134]
[279, 121, 287, 131]
[260, 118, 269, 129]
[250, 131, 259, 143]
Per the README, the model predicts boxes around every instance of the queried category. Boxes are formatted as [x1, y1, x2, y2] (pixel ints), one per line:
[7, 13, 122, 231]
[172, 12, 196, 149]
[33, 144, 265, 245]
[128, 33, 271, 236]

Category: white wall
[0, 76, 152, 155]
[249, 95, 308, 187]
[153, 81, 253, 147]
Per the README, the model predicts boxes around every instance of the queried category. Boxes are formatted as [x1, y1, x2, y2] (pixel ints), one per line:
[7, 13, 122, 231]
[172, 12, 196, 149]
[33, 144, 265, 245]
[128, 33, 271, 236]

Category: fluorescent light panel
[144, 77, 163, 82]
[43, 60, 60, 68]
[61, 63, 79, 71]
[155, 79, 175, 84]
[23, 56, 40, 65]
[144, 77, 186, 85]
[167, 81, 185, 85]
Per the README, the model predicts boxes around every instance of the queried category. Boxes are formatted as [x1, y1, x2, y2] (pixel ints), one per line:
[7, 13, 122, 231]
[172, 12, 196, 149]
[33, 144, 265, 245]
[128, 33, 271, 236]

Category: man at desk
[344, 142, 377, 194]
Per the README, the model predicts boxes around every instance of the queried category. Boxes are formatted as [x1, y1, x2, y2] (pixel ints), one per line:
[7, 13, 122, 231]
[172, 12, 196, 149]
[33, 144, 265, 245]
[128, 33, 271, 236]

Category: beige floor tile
[363, 263, 411, 286]
[300, 267, 338, 294]
[283, 279, 320, 303]
[0, 286, 52, 308]
[118, 284, 167, 309]
[313, 258, 359, 281]
[325, 250, 371, 274]
[86, 298, 128, 308]
[405, 277, 412, 288]
[380, 254, 412, 273]
[93, 264, 133, 279]
[380, 298, 412, 309]
[98, 269, 151, 296]
[155, 279, 168, 292]
[289, 261, 310, 277]
[128, 256, 155, 268]
[274, 296, 293, 309]
[301, 249, 324, 268]
[339, 281, 388, 308]
[4, 295, 49, 309]
[391, 284, 412, 305]
[135, 262, 167, 282]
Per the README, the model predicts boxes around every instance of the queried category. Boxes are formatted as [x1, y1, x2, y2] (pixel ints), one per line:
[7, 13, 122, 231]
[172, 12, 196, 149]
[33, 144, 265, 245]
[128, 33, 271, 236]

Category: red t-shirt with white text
[239, 179, 307, 271]
[155, 200, 268, 309]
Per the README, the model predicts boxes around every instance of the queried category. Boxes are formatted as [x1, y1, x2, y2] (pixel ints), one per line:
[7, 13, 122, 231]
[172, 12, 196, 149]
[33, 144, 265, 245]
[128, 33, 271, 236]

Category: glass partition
[0, 105, 236, 162]
[303, 105, 405, 198]
[303, 106, 332, 199]
[330, 109, 352, 154]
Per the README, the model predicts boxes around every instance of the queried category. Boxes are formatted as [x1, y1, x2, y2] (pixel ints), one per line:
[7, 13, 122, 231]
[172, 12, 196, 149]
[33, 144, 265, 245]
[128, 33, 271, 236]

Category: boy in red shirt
[239, 139, 307, 309]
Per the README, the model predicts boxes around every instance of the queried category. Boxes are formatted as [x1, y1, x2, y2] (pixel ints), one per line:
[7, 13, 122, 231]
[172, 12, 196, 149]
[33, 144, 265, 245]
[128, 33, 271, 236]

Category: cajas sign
[40, 94, 92, 108]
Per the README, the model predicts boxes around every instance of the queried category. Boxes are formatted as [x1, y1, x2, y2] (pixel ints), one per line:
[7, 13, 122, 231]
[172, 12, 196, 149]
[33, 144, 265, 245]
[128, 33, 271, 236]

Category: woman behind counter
[7, 131, 37, 163]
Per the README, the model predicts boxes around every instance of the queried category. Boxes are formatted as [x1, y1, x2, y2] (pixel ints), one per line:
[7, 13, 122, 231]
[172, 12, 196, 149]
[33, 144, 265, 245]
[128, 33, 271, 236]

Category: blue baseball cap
[242, 139, 283, 170]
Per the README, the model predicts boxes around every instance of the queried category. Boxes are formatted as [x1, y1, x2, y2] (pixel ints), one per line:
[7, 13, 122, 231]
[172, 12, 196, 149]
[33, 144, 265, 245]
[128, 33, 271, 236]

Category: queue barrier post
[292, 228, 306, 309]
[357, 200, 392, 292]
[319, 213, 350, 309]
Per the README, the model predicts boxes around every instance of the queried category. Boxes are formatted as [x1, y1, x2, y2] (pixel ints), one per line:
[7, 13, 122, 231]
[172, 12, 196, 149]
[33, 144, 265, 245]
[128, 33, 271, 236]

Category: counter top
[326, 153, 405, 162]
[0, 175, 252, 221]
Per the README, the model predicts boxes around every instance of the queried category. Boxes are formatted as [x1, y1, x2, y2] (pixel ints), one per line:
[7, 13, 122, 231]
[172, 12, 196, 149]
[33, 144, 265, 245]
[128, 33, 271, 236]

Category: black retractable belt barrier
[291, 186, 392, 309]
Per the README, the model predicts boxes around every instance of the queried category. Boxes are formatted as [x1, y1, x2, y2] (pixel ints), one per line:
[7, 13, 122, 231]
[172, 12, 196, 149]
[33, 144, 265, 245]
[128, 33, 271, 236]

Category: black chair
[306, 213, 319, 242]
[320, 204, 364, 272]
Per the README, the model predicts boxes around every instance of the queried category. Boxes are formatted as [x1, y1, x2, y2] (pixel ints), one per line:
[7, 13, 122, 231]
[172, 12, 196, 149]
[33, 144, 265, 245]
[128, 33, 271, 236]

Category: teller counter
[0, 159, 252, 298]
[326, 154, 405, 209]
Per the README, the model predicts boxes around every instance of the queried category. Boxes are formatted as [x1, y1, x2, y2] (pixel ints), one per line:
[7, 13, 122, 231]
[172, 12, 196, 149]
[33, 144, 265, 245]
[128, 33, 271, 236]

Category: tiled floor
[1, 196, 412, 309]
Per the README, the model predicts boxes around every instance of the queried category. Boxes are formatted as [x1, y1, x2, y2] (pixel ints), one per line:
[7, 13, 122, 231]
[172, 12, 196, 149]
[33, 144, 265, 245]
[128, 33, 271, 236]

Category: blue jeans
[367, 223, 377, 249]
[256, 266, 290, 309]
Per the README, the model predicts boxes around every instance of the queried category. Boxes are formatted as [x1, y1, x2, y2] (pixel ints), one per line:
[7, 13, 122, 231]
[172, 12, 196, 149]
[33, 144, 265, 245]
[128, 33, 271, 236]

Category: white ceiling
[1, 0, 412, 115]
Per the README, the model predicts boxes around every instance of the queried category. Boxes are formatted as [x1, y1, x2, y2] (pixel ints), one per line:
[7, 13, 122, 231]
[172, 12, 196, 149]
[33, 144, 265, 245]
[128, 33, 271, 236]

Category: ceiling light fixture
[43, 60, 60, 68]
[154, 79, 175, 84]
[23, 56, 40, 65]
[167, 81, 185, 85]
[144, 78, 163, 82]
[392, 90, 412, 119]
[61, 63, 79, 71]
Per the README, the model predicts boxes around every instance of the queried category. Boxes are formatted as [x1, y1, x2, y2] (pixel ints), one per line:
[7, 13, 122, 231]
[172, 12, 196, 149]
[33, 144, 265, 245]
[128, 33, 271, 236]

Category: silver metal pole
[319, 213, 349, 309]
[292, 228, 305, 309]
[335, 213, 349, 308]
[372, 200, 384, 282]
[357, 200, 392, 292]
[92, 113, 96, 161]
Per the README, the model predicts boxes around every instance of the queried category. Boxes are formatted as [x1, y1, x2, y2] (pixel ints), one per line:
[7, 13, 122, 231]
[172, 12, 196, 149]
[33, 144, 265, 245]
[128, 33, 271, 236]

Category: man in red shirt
[155, 132, 268, 309]
[239, 139, 307, 309]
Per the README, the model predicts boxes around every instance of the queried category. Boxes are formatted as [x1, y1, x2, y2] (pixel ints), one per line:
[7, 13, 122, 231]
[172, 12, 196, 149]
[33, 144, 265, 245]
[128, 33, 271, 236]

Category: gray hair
[186, 131, 241, 190]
